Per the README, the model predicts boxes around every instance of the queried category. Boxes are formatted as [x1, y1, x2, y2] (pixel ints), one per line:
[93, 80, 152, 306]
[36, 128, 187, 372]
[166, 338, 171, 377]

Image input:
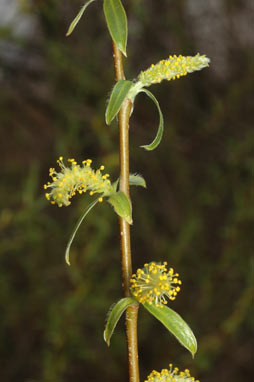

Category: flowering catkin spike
[130, 262, 182, 307]
[145, 364, 199, 382]
[44, 157, 114, 207]
[138, 53, 210, 87]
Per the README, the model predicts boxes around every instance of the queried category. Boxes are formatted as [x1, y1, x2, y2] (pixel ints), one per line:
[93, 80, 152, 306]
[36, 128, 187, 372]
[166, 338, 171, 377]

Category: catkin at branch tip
[138, 53, 210, 87]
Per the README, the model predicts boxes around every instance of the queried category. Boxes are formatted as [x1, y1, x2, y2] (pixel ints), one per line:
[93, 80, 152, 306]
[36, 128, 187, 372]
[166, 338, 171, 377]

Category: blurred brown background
[0, 0, 253, 381]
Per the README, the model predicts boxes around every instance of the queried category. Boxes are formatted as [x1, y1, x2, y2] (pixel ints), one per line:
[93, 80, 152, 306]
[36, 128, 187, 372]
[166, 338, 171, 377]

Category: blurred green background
[0, 0, 253, 381]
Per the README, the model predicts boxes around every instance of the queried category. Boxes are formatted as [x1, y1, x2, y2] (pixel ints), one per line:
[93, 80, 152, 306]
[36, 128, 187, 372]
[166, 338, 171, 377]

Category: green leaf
[103, 0, 128, 56]
[66, 0, 96, 37]
[65, 199, 98, 265]
[108, 191, 132, 224]
[139, 88, 164, 151]
[106, 80, 133, 125]
[129, 174, 147, 188]
[112, 179, 119, 192]
[143, 303, 197, 357]
[104, 297, 138, 346]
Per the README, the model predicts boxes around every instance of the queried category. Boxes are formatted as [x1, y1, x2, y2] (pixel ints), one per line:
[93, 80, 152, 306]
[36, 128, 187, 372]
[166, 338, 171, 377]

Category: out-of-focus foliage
[0, 1, 253, 382]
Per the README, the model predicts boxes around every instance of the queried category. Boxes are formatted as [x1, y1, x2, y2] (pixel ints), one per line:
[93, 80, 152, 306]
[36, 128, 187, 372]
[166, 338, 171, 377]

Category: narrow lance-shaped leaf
[108, 191, 132, 224]
[106, 80, 133, 125]
[139, 88, 164, 151]
[104, 297, 138, 346]
[66, 0, 97, 37]
[103, 0, 128, 56]
[129, 174, 147, 188]
[143, 303, 197, 357]
[65, 198, 99, 265]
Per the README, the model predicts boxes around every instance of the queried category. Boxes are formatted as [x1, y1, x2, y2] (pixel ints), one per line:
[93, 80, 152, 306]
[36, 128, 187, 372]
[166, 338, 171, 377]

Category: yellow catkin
[130, 262, 182, 307]
[138, 53, 210, 87]
[44, 157, 113, 207]
[145, 364, 199, 382]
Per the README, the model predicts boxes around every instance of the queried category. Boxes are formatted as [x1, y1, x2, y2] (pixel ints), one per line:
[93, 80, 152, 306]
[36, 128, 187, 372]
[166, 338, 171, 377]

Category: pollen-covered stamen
[138, 53, 210, 87]
[44, 157, 114, 207]
[145, 364, 199, 382]
[130, 262, 182, 307]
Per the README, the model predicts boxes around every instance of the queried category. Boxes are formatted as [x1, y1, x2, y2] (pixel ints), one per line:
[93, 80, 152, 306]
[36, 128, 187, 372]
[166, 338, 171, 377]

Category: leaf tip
[105, 115, 111, 125]
[103, 331, 110, 346]
[192, 344, 198, 358]
[65, 251, 71, 266]
[140, 144, 151, 151]
[126, 217, 133, 225]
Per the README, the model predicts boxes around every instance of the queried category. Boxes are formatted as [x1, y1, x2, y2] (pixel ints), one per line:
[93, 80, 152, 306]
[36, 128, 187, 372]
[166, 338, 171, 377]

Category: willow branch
[112, 41, 140, 382]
